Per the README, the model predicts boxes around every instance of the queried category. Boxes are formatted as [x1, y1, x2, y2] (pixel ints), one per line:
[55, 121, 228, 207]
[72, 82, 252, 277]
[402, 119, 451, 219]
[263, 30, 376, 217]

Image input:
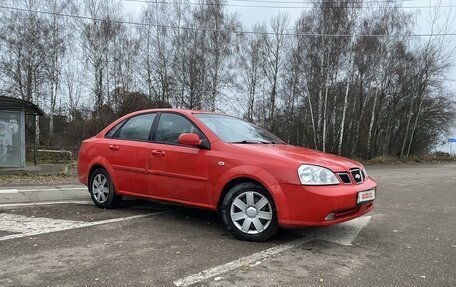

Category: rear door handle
[151, 150, 165, 157]
[109, 145, 119, 151]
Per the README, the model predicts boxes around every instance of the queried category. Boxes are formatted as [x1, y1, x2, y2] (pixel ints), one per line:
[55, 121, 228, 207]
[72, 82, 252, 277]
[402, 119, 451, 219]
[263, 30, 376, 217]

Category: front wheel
[221, 182, 278, 241]
[89, 168, 122, 209]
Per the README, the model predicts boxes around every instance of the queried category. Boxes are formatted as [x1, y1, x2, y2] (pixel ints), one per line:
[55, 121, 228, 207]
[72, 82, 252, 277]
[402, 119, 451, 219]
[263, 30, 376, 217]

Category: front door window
[155, 113, 202, 144]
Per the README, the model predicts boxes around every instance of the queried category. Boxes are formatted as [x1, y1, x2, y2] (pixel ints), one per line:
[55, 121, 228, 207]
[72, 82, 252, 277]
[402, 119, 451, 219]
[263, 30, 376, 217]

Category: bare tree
[261, 13, 288, 131]
[42, 0, 73, 135]
[236, 25, 265, 121]
[0, 0, 453, 156]
[138, 1, 176, 104]
[0, 0, 49, 104]
[79, 0, 122, 114]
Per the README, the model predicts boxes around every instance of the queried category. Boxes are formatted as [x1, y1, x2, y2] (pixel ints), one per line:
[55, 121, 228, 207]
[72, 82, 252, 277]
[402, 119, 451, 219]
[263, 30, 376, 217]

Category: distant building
[449, 138, 456, 155]
[0, 96, 44, 168]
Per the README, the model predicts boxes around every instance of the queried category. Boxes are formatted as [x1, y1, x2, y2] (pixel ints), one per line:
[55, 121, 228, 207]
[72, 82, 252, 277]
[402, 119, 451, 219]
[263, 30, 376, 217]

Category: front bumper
[273, 178, 377, 228]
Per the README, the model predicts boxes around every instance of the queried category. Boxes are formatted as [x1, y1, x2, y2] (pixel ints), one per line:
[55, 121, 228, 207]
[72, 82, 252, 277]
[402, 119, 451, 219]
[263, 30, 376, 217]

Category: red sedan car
[78, 109, 376, 241]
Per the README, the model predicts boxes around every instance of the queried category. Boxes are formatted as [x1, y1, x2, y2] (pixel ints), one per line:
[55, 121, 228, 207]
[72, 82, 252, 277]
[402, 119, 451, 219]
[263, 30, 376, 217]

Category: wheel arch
[88, 164, 105, 184]
[216, 177, 265, 215]
[214, 166, 285, 218]
[87, 157, 118, 193]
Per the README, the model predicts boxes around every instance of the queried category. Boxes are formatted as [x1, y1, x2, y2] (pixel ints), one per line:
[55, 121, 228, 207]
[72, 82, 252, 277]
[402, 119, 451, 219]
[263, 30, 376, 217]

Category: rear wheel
[89, 168, 122, 209]
[221, 182, 278, 241]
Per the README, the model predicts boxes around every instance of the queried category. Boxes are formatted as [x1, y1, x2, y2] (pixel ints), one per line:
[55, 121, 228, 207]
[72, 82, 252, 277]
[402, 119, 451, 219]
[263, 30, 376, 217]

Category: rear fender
[87, 157, 119, 194]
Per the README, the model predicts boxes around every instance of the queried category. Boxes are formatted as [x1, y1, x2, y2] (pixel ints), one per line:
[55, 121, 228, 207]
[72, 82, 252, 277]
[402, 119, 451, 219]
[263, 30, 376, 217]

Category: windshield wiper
[231, 140, 275, 144]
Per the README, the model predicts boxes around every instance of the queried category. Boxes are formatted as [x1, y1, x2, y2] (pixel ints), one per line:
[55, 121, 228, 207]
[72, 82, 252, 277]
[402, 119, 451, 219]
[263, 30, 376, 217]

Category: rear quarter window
[104, 121, 125, 138]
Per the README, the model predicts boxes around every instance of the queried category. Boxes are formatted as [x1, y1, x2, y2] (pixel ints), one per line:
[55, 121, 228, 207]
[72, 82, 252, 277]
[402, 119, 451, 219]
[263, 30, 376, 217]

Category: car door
[107, 113, 156, 196]
[148, 113, 210, 206]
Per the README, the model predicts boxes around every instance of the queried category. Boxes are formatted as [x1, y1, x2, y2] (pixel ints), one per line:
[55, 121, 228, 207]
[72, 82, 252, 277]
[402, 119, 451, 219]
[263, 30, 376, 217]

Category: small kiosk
[449, 138, 456, 156]
[0, 96, 44, 168]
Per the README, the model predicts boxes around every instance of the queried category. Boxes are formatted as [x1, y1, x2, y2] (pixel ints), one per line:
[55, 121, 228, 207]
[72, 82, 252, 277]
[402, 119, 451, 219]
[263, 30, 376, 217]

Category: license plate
[357, 189, 375, 204]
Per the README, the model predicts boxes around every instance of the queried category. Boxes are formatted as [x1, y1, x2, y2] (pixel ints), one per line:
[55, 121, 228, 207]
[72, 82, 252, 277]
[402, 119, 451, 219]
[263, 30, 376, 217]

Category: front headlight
[298, 164, 339, 185]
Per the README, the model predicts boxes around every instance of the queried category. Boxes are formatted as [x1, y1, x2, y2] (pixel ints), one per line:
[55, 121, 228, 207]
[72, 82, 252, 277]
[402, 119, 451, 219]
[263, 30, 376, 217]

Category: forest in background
[0, 0, 454, 159]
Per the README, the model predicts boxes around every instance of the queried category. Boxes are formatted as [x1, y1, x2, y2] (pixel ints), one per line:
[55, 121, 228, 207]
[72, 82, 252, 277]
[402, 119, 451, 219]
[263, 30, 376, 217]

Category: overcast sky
[122, 0, 456, 143]
[122, 0, 456, 81]
[122, 0, 456, 32]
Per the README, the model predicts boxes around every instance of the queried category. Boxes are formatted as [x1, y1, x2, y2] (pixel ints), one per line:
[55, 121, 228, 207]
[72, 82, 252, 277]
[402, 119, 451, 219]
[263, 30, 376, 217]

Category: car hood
[230, 144, 361, 172]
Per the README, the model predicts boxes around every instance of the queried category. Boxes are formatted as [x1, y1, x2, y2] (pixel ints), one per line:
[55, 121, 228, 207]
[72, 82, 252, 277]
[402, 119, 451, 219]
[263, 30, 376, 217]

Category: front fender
[212, 165, 288, 219]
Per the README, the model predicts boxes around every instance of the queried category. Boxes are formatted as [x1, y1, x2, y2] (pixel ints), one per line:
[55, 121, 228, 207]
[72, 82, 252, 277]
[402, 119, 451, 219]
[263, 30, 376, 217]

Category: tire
[89, 168, 122, 209]
[221, 182, 278, 242]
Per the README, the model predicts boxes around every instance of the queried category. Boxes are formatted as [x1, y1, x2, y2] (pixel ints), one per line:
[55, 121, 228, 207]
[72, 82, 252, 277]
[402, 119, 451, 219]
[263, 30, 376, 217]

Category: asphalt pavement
[0, 164, 455, 286]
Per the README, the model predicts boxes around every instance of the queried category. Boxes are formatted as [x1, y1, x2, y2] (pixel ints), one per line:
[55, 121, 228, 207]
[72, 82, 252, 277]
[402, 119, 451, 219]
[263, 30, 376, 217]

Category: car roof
[131, 108, 226, 116]
[96, 108, 227, 142]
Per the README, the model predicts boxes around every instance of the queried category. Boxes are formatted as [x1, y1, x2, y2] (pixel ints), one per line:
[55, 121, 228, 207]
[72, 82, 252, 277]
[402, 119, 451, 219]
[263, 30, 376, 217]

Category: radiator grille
[337, 173, 352, 184]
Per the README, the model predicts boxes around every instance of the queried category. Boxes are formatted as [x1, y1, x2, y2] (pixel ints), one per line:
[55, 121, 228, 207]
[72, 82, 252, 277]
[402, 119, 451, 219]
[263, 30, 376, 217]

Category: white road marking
[0, 185, 87, 193]
[13, 187, 87, 192]
[0, 211, 173, 242]
[173, 237, 311, 287]
[0, 213, 88, 235]
[0, 189, 18, 194]
[0, 201, 92, 208]
[306, 215, 372, 246]
[173, 216, 372, 287]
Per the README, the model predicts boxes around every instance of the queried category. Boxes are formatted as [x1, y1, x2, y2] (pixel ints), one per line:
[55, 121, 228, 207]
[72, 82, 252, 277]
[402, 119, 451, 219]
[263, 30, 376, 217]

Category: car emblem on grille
[355, 174, 361, 179]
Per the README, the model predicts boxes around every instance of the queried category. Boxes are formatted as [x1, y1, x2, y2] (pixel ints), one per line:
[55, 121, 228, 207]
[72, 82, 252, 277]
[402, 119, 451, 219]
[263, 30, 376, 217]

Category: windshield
[194, 114, 284, 144]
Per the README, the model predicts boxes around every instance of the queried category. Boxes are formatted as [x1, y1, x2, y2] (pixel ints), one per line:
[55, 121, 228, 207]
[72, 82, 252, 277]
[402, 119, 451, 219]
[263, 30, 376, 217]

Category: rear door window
[117, 113, 156, 141]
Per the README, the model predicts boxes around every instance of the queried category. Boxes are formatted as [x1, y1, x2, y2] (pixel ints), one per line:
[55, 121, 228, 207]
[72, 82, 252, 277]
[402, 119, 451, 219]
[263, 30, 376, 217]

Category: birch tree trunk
[351, 88, 368, 156]
[406, 94, 425, 157]
[400, 97, 414, 158]
[316, 56, 324, 148]
[307, 94, 318, 150]
[50, 81, 57, 136]
[322, 73, 330, 153]
[338, 76, 350, 155]
[367, 88, 378, 158]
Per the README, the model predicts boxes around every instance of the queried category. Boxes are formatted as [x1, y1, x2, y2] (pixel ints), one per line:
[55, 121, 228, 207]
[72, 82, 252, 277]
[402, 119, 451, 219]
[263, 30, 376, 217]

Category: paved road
[0, 164, 454, 286]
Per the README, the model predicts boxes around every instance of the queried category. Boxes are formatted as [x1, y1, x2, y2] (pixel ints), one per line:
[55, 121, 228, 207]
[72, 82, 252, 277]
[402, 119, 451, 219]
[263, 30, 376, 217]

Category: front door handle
[109, 145, 119, 151]
[151, 150, 165, 157]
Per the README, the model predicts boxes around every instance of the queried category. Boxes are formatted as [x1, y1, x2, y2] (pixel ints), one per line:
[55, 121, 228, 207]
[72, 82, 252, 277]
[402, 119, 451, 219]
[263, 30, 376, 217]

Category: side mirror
[178, 133, 202, 147]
